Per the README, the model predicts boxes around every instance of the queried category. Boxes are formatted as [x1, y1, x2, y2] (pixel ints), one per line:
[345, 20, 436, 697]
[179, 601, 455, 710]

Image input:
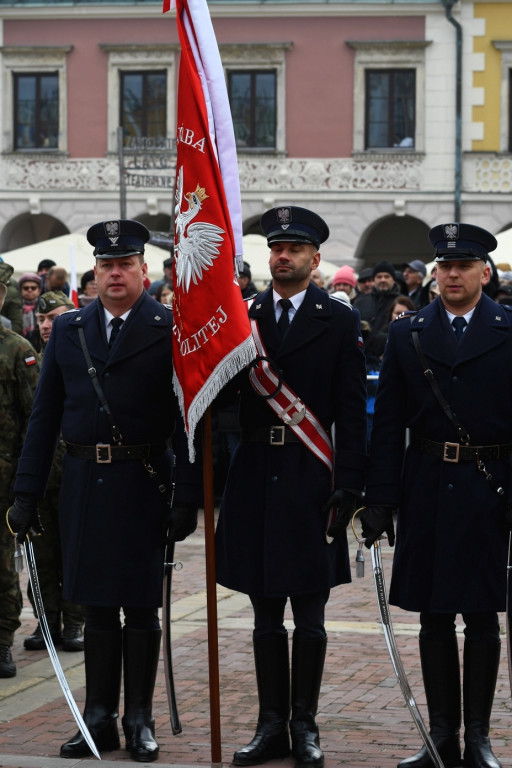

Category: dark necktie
[277, 298, 293, 337]
[452, 316, 467, 341]
[109, 317, 123, 348]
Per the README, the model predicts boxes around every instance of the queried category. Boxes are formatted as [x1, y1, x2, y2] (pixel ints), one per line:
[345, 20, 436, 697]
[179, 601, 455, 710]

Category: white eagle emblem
[444, 223, 458, 240]
[174, 166, 225, 292]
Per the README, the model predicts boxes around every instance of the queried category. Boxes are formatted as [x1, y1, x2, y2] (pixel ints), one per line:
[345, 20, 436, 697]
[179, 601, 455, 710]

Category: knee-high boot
[398, 635, 461, 768]
[121, 627, 161, 763]
[289, 633, 327, 768]
[233, 632, 291, 766]
[463, 639, 502, 768]
[60, 627, 122, 758]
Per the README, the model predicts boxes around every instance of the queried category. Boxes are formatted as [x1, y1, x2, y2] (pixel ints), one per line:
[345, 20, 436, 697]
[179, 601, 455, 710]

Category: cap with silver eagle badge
[87, 219, 150, 258]
[260, 206, 330, 249]
[429, 223, 497, 262]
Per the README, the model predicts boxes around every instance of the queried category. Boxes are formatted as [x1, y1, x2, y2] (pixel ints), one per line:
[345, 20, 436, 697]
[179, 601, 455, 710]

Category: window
[120, 70, 167, 144]
[100, 44, 177, 154]
[13, 72, 59, 150]
[1, 46, 70, 154]
[348, 40, 429, 154]
[365, 69, 415, 149]
[221, 43, 291, 154]
[228, 70, 276, 149]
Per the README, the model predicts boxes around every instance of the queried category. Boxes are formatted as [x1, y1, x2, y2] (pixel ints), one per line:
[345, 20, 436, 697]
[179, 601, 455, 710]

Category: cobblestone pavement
[1, 512, 511, 768]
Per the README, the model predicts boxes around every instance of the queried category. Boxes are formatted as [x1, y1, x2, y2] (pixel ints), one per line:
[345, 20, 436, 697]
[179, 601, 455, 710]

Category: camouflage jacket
[0, 327, 40, 498]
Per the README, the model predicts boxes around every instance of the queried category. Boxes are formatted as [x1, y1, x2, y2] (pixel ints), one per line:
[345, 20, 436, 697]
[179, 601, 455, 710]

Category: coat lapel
[408, 293, 512, 369]
[248, 283, 332, 359]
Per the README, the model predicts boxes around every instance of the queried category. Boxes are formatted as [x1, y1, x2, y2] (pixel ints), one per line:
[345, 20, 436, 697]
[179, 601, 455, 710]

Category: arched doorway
[355, 215, 431, 270]
[1, 213, 69, 253]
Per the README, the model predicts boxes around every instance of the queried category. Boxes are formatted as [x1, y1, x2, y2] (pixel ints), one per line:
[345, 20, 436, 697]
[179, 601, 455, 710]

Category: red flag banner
[169, 0, 256, 460]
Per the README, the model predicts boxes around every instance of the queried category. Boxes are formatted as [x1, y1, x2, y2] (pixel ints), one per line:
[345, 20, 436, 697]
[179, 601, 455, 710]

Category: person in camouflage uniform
[0, 260, 22, 335]
[23, 291, 86, 653]
[0, 264, 40, 677]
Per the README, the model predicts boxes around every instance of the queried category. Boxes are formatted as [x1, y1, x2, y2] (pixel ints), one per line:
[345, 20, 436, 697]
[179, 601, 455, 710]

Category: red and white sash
[248, 316, 333, 473]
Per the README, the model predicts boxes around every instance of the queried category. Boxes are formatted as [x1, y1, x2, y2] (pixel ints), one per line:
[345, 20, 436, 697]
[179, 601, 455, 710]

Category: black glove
[7, 493, 43, 545]
[359, 505, 396, 549]
[165, 503, 198, 543]
[322, 489, 361, 540]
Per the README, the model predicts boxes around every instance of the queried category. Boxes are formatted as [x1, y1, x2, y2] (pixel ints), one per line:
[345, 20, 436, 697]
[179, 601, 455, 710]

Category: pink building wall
[5, 14, 424, 159]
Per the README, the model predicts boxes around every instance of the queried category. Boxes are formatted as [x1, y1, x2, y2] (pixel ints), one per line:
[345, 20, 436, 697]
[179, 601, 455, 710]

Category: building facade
[0, 0, 511, 271]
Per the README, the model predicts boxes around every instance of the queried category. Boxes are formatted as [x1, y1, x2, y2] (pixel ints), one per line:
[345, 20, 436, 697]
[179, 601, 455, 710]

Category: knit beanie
[372, 261, 396, 279]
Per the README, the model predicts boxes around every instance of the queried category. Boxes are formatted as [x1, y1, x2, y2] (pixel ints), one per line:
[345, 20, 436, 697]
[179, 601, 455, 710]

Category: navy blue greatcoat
[215, 282, 368, 597]
[15, 291, 200, 608]
[366, 293, 512, 613]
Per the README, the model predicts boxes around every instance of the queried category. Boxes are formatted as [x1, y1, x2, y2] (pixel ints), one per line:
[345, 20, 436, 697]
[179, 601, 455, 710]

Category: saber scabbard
[162, 540, 183, 735]
[371, 539, 445, 768]
[506, 532, 512, 696]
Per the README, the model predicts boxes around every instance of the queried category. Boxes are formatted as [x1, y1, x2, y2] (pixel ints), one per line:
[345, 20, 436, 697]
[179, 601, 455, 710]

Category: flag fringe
[173, 334, 256, 462]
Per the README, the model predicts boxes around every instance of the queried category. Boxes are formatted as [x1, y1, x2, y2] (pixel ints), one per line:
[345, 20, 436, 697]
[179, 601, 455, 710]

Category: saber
[23, 538, 101, 760]
[506, 533, 512, 695]
[371, 540, 445, 768]
[162, 540, 183, 735]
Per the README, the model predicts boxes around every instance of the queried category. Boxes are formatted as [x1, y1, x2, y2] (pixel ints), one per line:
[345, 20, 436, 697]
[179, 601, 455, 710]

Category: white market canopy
[2, 233, 171, 283]
[494, 227, 512, 268]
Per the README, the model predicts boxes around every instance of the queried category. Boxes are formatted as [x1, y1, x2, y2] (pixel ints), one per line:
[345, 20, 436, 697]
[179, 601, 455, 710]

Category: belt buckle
[269, 426, 285, 446]
[443, 442, 459, 463]
[96, 443, 112, 464]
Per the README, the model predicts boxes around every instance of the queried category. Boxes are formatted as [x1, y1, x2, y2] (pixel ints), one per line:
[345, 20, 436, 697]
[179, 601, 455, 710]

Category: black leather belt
[410, 432, 512, 463]
[65, 442, 166, 464]
[241, 426, 302, 446]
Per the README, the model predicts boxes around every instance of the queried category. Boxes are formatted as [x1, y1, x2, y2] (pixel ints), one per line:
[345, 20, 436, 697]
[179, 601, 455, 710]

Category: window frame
[1, 46, 71, 154]
[220, 43, 292, 155]
[348, 40, 429, 154]
[364, 68, 416, 150]
[100, 44, 177, 154]
[492, 41, 512, 152]
[119, 68, 168, 145]
[228, 68, 277, 150]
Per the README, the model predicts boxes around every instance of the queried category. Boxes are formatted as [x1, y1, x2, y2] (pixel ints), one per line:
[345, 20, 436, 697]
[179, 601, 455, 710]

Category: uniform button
[447, 483, 454, 491]
[97, 478, 103, 485]
[105, 372, 110, 378]
[452, 376, 458, 382]
[271, 476, 278, 482]
[99, 406, 104, 413]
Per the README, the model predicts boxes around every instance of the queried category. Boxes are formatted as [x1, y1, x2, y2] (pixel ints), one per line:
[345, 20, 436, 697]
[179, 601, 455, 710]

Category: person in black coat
[361, 223, 511, 768]
[215, 206, 367, 768]
[8, 219, 202, 763]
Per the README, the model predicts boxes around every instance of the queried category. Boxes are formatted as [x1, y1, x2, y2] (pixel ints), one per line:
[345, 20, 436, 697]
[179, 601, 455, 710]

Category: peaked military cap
[429, 223, 497, 262]
[260, 206, 329, 249]
[87, 219, 150, 258]
[37, 291, 75, 313]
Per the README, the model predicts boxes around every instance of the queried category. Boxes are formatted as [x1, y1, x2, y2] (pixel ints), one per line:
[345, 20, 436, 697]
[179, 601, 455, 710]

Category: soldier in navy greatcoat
[215, 206, 368, 768]
[362, 223, 512, 768]
[8, 219, 201, 763]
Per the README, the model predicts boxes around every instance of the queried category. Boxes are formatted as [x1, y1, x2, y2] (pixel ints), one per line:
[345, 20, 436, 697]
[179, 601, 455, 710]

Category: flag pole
[202, 406, 222, 767]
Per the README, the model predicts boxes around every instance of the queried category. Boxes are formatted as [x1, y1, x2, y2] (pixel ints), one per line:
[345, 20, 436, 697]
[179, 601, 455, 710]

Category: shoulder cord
[411, 327, 504, 497]
[411, 329, 470, 445]
[77, 327, 174, 506]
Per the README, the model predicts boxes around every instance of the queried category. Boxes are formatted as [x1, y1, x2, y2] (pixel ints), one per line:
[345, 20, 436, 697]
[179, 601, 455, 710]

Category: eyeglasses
[21, 285, 39, 291]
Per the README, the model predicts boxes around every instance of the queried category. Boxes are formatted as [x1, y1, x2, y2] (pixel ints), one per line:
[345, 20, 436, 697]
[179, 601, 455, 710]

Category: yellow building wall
[473, 3, 511, 151]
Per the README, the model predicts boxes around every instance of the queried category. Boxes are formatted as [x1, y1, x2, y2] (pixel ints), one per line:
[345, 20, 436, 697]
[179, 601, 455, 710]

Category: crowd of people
[1, 212, 512, 768]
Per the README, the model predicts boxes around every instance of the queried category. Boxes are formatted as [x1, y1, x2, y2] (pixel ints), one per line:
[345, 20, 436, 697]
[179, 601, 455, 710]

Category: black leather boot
[398, 634, 461, 768]
[289, 633, 327, 768]
[463, 639, 502, 768]
[60, 627, 122, 758]
[233, 632, 291, 766]
[121, 627, 161, 763]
